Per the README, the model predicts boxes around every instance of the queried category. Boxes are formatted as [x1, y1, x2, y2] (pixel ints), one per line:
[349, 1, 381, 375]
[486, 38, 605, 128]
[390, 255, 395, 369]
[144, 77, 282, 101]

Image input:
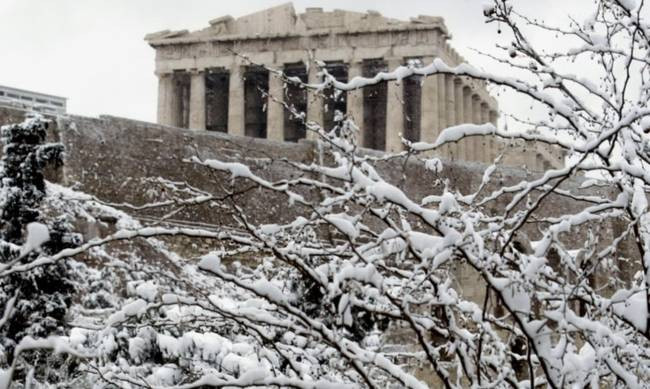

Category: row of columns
[372, 61, 498, 163]
[419, 70, 498, 163]
[157, 60, 499, 163]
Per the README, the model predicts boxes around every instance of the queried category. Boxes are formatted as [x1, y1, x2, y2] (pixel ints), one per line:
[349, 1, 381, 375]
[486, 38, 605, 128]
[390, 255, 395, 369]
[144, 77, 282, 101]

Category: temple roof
[145, 3, 448, 45]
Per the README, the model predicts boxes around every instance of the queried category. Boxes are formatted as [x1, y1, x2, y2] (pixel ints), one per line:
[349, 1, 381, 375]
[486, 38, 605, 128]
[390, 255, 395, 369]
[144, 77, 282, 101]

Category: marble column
[480, 103, 490, 123]
[445, 75, 457, 160]
[306, 62, 324, 141]
[472, 96, 483, 162]
[472, 96, 482, 123]
[481, 103, 491, 162]
[227, 64, 245, 137]
[462, 85, 474, 162]
[189, 71, 206, 131]
[489, 109, 500, 164]
[420, 57, 439, 147]
[267, 67, 285, 141]
[346, 60, 364, 146]
[489, 110, 498, 126]
[385, 58, 405, 152]
[454, 78, 465, 161]
[481, 102, 490, 124]
[156, 73, 175, 126]
[437, 73, 448, 158]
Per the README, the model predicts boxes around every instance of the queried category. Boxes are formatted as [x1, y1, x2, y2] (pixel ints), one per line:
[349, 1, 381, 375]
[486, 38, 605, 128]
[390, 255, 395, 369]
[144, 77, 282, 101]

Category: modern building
[145, 3, 561, 169]
[0, 85, 67, 115]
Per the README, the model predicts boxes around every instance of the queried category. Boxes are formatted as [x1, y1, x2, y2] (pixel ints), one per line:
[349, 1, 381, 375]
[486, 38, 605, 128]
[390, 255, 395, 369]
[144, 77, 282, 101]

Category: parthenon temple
[145, 3, 561, 169]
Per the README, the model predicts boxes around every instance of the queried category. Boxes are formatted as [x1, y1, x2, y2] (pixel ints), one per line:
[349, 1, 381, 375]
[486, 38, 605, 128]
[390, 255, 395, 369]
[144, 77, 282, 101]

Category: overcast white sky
[0, 1, 591, 122]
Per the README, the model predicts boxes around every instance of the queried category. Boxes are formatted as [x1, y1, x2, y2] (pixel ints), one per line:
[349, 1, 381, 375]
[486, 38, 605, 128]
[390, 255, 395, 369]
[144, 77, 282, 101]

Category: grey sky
[0, 1, 589, 122]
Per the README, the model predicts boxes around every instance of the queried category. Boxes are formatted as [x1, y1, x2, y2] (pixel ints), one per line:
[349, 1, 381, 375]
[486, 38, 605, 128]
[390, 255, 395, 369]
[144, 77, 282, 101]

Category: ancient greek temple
[145, 3, 534, 165]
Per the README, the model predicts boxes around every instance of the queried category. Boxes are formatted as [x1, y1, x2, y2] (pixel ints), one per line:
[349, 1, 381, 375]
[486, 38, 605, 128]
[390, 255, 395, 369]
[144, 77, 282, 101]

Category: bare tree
[2, 0, 650, 387]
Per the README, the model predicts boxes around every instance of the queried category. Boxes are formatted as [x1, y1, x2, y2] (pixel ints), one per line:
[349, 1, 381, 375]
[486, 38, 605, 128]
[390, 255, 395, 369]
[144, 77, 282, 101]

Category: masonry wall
[0, 106, 636, 309]
[0, 106, 628, 254]
[0, 108, 502, 227]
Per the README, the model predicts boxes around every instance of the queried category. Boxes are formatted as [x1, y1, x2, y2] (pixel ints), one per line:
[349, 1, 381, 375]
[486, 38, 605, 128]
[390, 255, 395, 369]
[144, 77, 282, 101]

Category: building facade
[0, 85, 67, 115]
[145, 4, 517, 165]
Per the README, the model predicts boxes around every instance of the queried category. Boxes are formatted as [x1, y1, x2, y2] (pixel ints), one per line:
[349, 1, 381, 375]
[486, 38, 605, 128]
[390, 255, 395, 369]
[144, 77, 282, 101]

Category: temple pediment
[145, 2, 448, 44]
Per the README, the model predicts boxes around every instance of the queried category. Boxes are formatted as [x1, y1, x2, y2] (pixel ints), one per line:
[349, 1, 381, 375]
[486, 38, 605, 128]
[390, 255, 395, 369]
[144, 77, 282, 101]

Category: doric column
[481, 102, 490, 123]
[420, 57, 439, 146]
[472, 96, 482, 123]
[189, 71, 206, 131]
[306, 62, 324, 141]
[437, 73, 448, 158]
[227, 64, 245, 137]
[156, 73, 175, 126]
[346, 60, 364, 146]
[489, 109, 500, 163]
[445, 75, 457, 160]
[454, 79, 464, 125]
[471, 96, 483, 162]
[462, 85, 474, 162]
[481, 102, 492, 162]
[385, 58, 405, 152]
[267, 66, 285, 141]
[454, 78, 465, 161]
[489, 110, 498, 126]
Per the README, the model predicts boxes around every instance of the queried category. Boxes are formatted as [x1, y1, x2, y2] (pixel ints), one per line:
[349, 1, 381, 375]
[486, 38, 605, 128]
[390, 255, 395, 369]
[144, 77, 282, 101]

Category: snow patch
[22, 222, 49, 254]
[611, 288, 648, 332]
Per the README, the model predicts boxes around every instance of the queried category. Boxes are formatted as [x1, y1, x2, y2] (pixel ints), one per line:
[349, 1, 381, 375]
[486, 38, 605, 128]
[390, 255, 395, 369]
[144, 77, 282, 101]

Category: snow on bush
[3, 0, 650, 387]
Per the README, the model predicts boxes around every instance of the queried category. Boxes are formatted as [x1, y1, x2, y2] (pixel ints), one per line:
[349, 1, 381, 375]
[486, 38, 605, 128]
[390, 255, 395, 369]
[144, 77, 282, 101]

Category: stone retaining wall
[0, 104, 636, 295]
